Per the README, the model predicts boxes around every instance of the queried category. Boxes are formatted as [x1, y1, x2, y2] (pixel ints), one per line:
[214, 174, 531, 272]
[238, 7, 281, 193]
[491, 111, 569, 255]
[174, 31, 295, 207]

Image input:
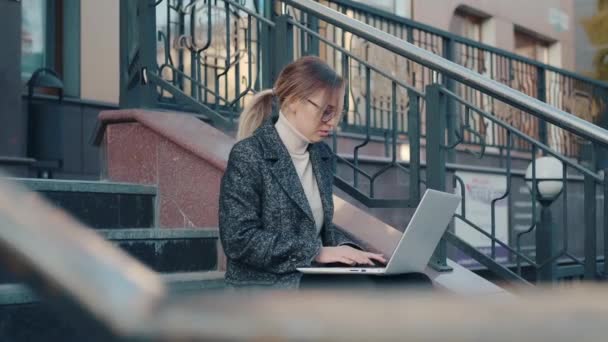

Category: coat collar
[254, 115, 332, 161]
[253, 115, 333, 224]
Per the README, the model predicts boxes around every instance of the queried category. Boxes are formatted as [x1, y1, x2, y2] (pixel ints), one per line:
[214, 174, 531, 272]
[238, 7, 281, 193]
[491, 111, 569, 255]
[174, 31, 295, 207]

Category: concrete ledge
[95, 109, 234, 171]
[0, 271, 226, 306]
[97, 228, 219, 240]
[0, 157, 36, 166]
[8, 178, 157, 195]
[164, 271, 226, 292]
[0, 284, 38, 305]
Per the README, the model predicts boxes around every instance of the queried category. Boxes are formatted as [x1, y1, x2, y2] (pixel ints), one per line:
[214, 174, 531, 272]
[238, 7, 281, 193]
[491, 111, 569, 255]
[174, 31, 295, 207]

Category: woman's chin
[310, 135, 325, 143]
[315, 130, 331, 141]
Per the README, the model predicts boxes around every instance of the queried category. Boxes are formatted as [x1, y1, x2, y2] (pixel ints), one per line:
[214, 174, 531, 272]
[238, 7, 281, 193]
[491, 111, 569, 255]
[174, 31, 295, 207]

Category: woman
[219, 56, 418, 289]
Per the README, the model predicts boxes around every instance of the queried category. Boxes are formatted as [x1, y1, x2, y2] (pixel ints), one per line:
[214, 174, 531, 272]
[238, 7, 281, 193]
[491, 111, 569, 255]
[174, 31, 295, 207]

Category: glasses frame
[306, 99, 338, 123]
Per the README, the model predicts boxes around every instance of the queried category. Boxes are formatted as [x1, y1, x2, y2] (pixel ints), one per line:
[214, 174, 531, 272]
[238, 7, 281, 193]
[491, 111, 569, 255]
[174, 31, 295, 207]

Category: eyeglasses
[306, 99, 338, 123]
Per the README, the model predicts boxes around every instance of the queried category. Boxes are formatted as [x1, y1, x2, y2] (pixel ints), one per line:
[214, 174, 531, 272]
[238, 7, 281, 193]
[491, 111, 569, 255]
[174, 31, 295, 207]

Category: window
[450, 11, 486, 73]
[21, 0, 80, 97]
[451, 12, 483, 42]
[21, 0, 47, 80]
[514, 30, 550, 64]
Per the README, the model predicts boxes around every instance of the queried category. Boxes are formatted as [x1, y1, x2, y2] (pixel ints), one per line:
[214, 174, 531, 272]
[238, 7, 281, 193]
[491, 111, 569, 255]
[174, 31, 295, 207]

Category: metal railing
[317, 0, 608, 158]
[282, 0, 608, 148]
[154, 0, 273, 116]
[151, 0, 608, 159]
[279, 0, 608, 280]
[126, 0, 608, 282]
[427, 83, 608, 281]
[283, 12, 424, 208]
[150, 0, 426, 208]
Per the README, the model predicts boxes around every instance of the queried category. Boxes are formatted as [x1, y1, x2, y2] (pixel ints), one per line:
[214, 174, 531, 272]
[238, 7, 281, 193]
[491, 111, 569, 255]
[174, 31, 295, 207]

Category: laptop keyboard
[324, 261, 386, 268]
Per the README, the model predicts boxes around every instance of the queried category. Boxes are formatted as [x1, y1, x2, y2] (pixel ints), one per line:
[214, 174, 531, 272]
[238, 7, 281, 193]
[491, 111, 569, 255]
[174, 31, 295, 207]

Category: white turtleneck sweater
[275, 112, 324, 235]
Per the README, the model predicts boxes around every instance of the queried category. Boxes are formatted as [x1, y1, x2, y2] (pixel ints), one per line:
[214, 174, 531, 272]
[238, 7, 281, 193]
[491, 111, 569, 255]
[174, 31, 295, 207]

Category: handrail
[286, 17, 424, 97]
[0, 175, 165, 335]
[225, 0, 276, 27]
[438, 87, 602, 181]
[281, 0, 608, 147]
[326, 0, 608, 89]
[144, 69, 233, 129]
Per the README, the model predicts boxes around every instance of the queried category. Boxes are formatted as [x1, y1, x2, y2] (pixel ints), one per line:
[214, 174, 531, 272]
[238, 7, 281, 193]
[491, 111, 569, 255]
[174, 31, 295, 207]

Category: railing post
[408, 89, 421, 203]
[306, 14, 320, 56]
[119, 0, 157, 108]
[426, 84, 452, 272]
[260, 0, 275, 89]
[271, 15, 294, 86]
[604, 169, 608, 279]
[597, 89, 608, 171]
[579, 142, 597, 280]
[442, 37, 457, 163]
[584, 173, 598, 280]
[536, 66, 548, 150]
[536, 204, 555, 282]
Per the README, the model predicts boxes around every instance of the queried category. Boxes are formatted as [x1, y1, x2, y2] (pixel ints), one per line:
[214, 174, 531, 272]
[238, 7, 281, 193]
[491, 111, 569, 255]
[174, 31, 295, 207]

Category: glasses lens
[321, 109, 334, 122]
[308, 99, 338, 123]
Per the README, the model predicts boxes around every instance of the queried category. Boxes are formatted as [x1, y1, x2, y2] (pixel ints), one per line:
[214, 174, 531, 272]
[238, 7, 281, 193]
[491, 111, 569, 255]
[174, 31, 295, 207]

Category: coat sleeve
[329, 224, 362, 249]
[218, 143, 321, 274]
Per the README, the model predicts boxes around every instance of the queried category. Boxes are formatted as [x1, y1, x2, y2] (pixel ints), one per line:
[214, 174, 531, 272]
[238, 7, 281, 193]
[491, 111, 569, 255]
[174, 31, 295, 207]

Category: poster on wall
[453, 171, 510, 267]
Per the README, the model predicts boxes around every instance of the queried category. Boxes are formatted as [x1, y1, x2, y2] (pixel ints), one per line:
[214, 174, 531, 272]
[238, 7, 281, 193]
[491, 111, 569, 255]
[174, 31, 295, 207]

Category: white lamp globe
[525, 156, 564, 201]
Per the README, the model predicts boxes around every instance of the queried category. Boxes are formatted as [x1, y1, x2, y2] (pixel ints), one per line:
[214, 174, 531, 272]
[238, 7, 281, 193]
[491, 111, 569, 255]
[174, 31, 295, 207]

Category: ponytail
[237, 89, 274, 141]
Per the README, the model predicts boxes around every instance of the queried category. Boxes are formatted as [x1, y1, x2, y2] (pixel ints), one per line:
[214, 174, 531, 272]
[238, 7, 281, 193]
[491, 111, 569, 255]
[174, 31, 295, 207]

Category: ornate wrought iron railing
[125, 0, 608, 283]
[150, 0, 426, 209]
[151, 0, 608, 160]
[280, 0, 608, 281]
[428, 84, 608, 281]
[317, 0, 608, 159]
[154, 0, 273, 117]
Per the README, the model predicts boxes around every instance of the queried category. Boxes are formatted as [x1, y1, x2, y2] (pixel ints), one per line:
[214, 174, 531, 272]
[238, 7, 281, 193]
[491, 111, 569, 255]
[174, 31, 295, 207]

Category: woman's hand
[314, 246, 387, 266]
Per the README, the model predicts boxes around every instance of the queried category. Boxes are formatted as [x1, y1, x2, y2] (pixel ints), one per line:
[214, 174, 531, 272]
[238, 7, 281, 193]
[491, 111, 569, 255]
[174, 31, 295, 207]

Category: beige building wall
[80, 0, 120, 104]
[411, 0, 575, 70]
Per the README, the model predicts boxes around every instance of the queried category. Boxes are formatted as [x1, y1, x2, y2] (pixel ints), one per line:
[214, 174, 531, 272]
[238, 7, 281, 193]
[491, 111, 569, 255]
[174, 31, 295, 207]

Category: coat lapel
[256, 117, 315, 223]
[271, 153, 315, 222]
[309, 143, 334, 225]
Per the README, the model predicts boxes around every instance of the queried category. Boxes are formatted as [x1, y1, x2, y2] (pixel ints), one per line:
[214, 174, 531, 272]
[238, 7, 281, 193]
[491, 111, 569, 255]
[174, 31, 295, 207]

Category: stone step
[97, 228, 220, 273]
[9, 177, 157, 229]
[0, 271, 226, 306]
[0, 228, 220, 284]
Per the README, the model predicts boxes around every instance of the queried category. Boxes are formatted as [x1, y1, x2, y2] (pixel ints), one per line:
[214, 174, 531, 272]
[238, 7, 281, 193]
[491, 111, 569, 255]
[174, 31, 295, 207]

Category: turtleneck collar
[275, 110, 311, 155]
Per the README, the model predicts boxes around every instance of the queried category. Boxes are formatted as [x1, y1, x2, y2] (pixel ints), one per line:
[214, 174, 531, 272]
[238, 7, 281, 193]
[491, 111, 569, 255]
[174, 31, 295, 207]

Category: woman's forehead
[307, 91, 326, 101]
[308, 89, 342, 106]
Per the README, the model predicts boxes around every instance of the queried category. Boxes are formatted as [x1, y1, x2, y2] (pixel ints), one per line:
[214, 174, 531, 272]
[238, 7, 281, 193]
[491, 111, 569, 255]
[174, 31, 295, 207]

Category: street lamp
[525, 156, 564, 283]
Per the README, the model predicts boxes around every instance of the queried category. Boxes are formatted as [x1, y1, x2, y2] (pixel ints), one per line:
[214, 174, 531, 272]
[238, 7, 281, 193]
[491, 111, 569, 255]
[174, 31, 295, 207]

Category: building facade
[357, 0, 575, 69]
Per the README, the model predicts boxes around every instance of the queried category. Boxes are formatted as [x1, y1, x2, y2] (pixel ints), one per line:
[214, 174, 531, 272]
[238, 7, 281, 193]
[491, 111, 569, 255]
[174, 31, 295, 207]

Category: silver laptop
[297, 189, 461, 275]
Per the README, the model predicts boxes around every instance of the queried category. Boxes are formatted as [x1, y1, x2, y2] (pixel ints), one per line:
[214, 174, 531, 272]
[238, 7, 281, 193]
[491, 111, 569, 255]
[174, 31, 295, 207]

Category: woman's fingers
[358, 254, 375, 265]
[366, 252, 387, 264]
[349, 252, 374, 266]
[351, 250, 383, 265]
[339, 257, 356, 265]
[333, 247, 386, 266]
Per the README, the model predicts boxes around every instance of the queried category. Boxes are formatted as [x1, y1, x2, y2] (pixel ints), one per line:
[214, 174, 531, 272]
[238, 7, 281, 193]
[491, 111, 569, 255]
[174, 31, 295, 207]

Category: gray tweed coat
[218, 115, 357, 288]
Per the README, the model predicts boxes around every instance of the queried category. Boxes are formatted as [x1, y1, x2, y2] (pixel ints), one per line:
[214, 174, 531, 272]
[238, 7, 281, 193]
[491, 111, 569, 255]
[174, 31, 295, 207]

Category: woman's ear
[285, 99, 299, 116]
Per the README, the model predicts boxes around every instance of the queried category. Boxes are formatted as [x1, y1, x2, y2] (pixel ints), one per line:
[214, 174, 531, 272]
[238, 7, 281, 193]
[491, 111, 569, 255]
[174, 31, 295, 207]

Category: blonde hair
[237, 56, 345, 141]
